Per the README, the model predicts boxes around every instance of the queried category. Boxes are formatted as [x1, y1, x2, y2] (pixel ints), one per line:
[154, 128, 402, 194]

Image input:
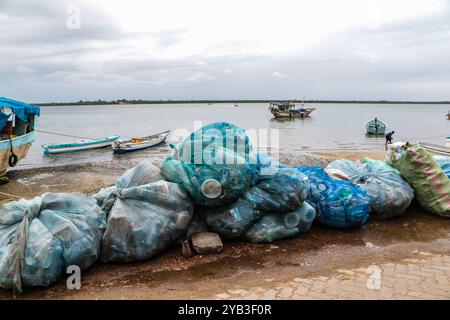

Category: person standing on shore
[385, 131, 395, 150]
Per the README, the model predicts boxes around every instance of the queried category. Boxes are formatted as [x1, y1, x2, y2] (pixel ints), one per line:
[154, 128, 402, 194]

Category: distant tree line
[36, 99, 450, 106]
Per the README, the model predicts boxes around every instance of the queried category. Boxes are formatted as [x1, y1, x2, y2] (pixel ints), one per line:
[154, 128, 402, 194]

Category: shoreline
[1, 150, 385, 203]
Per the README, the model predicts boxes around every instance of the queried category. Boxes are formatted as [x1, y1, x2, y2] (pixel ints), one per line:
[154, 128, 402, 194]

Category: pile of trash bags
[3, 122, 450, 293]
[387, 143, 450, 217]
[295, 167, 371, 228]
[325, 158, 414, 219]
[161, 122, 260, 207]
[0, 193, 106, 293]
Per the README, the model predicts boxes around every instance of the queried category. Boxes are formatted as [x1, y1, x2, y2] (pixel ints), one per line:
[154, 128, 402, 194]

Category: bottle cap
[201, 179, 222, 199]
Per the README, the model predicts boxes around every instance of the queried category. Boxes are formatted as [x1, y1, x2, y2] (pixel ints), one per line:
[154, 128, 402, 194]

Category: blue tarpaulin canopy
[0, 97, 40, 131]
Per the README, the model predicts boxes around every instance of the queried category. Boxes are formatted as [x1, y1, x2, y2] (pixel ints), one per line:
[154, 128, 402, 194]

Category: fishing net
[160, 122, 260, 207]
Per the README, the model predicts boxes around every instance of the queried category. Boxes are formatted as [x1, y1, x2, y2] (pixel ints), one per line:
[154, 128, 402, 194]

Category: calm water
[18, 103, 450, 168]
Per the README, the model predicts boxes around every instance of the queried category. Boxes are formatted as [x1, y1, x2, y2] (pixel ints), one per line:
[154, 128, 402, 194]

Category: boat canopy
[0, 97, 40, 130]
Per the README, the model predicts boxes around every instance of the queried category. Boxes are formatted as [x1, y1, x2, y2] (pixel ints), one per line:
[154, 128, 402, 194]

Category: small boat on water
[269, 102, 315, 119]
[447, 110, 450, 120]
[366, 117, 387, 135]
[112, 130, 169, 153]
[42, 136, 120, 155]
[418, 141, 450, 156]
[1, 97, 40, 183]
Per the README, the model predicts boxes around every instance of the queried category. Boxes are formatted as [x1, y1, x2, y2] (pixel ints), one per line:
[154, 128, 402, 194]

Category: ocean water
[17, 103, 450, 168]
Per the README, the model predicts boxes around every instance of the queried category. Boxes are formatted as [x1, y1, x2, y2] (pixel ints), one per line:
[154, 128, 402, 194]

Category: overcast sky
[1, 0, 449, 102]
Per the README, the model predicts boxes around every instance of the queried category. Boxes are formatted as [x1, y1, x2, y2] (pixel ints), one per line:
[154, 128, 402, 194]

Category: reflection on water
[18, 103, 450, 168]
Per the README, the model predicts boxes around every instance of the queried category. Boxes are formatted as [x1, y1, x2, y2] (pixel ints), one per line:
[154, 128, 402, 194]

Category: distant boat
[447, 110, 450, 120]
[366, 118, 386, 135]
[269, 102, 315, 118]
[1, 97, 40, 183]
[418, 141, 450, 156]
[42, 136, 119, 154]
[112, 130, 169, 153]
[234, 104, 238, 107]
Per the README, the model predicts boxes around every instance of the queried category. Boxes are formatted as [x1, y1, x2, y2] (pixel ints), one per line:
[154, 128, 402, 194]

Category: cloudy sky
[1, 0, 449, 102]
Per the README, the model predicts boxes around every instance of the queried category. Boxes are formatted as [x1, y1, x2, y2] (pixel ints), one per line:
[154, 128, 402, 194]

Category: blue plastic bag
[246, 167, 309, 212]
[161, 122, 260, 206]
[204, 166, 309, 239]
[295, 167, 371, 229]
[243, 202, 316, 243]
[326, 159, 414, 219]
[0, 193, 106, 293]
[100, 181, 194, 263]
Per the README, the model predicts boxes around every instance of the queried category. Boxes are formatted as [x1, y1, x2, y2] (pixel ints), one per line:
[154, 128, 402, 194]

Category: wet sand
[0, 150, 449, 300]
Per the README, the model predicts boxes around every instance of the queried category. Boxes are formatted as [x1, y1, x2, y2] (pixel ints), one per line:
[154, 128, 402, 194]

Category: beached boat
[366, 118, 387, 135]
[418, 141, 450, 156]
[269, 102, 315, 118]
[112, 130, 169, 153]
[0, 97, 40, 183]
[42, 136, 119, 155]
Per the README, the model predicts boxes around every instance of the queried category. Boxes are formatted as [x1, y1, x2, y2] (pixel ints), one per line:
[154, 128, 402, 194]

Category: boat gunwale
[42, 135, 120, 150]
[0, 131, 37, 151]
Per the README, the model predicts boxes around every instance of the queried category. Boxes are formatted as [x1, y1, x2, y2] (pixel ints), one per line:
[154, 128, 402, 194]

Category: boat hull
[42, 136, 119, 154]
[366, 127, 386, 135]
[418, 142, 450, 156]
[365, 119, 386, 135]
[112, 132, 168, 153]
[1, 131, 36, 175]
[270, 108, 315, 118]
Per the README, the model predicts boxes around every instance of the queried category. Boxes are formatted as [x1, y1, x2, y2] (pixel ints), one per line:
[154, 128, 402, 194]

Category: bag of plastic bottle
[434, 156, 450, 178]
[204, 166, 309, 239]
[161, 122, 260, 207]
[0, 193, 106, 293]
[326, 159, 414, 219]
[204, 198, 263, 239]
[243, 202, 316, 243]
[93, 160, 163, 214]
[247, 167, 309, 212]
[295, 167, 371, 229]
[388, 143, 450, 217]
[100, 181, 194, 263]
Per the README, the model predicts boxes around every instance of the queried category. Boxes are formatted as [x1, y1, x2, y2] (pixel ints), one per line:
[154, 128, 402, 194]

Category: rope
[0, 191, 23, 199]
[35, 129, 95, 140]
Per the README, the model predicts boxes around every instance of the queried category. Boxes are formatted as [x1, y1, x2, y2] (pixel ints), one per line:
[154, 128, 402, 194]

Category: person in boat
[385, 131, 395, 150]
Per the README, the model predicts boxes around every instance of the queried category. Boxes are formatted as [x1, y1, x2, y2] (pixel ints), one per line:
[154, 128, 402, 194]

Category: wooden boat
[418, 141, 450, 156]
[1, 97, 40, 183]
[366, 118, 386, 135]
[269, 102, 315, 118]
[42, 136, 119, 155]
[112, 130, 169, 153]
